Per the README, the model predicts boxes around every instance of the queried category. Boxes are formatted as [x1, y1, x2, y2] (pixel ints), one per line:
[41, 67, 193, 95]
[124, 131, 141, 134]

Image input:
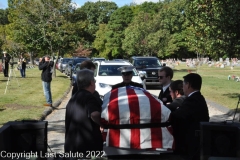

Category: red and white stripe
[101, 86, 174, 149]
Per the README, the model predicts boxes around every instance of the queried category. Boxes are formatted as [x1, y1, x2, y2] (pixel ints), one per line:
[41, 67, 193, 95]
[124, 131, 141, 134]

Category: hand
[100, 127, 104, 133]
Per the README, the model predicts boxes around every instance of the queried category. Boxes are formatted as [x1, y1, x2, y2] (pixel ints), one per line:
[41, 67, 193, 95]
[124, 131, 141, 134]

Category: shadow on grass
[222, 93, 240, 99]
[57, 75, 69, 79]
[0, 108, 6, 111]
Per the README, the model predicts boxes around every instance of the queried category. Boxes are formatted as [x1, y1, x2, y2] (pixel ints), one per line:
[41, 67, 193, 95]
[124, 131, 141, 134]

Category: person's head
[77, 69, 95, 93]
[80, 60, 96, 71]
[44, 55, 51, 62]
[169, 80, 184, 100]
[183, 73, 202, 96]
[158, 66, 173, 86]
[118, 66, 135, 84]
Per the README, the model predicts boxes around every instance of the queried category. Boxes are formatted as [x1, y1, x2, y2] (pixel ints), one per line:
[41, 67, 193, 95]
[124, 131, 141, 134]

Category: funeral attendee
[18, 55, 27, 78]
[65, 69, 103, 155]
[39, 55, 54, 107]
[171, 73, 209, 160]
[2, 52, 10, 77]
[166, 80, 186, 112]
[71, 60, 102, 106]
[111, 66, 143, 90]
[158, 66, 173, 105]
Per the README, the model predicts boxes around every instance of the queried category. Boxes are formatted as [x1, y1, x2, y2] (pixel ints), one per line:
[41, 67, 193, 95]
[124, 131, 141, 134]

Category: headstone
[220, 64, 224, 68]
[219, 58, 223, 62]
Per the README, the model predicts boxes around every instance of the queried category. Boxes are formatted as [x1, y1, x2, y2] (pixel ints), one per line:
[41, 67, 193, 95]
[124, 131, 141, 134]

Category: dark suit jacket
[158, 87, 173, 105]
[111, 81, 143, 90]
[171, 91, 209, 160]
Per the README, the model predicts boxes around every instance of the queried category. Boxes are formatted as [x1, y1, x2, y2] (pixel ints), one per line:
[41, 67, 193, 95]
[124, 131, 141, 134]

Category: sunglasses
[122, 72, 132, 76]
[157, 76, 165, 79]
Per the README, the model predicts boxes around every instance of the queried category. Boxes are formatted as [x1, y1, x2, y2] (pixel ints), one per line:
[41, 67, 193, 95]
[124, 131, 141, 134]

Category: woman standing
[18, 55, 26, 78]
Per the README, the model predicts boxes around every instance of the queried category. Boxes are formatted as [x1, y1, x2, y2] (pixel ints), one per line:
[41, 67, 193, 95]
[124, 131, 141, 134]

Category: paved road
[45, 87, 233, 155]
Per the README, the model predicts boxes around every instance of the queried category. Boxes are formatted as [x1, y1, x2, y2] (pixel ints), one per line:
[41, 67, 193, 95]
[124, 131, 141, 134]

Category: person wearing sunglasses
[111, 66, 143, 90]
[158, 66, 174, 105]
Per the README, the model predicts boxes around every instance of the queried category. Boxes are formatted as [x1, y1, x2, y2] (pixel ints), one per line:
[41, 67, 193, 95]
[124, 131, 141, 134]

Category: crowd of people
[63, 59, 209, 160]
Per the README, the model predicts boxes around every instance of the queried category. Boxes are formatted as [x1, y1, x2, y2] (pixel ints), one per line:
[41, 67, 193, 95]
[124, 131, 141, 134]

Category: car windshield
[135, 59, 162, 68]
[94, 58, 105, 61]
[73, 59, 88, 65]
[98, 65, 138, 76]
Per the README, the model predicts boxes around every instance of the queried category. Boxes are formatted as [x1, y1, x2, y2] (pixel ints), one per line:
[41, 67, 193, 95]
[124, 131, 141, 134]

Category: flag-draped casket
[101, 86, 174, 150]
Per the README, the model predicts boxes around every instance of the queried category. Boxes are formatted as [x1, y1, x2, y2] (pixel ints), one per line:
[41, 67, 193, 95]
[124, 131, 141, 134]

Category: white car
[94, 60, 146, 97]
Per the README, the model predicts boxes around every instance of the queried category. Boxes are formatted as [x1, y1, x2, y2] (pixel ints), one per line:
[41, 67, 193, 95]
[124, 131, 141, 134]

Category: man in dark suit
[111, 66, 143, 90]
[2, 52, 10, 77]
[158, 66, 173, 105]
[171, 73, 209, 160]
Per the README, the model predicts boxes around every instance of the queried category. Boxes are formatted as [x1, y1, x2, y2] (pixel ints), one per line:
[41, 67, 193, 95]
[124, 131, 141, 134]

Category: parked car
[92, 57, 106, 62]
[56, 58, 63, 70]
[112, 59, 129, 62]
[34, 58, 40, 66]
[68, 57, 90, 79]
[94, 60, 145, 98]
[59, 58, 72, 73]
[71, 63, 81, 85]
[64, 60, 73, 76]
[130, 56, 163, 86]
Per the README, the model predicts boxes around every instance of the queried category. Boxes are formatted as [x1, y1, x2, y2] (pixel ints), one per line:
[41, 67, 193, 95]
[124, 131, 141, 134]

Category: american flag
[101, 86, 174, 149]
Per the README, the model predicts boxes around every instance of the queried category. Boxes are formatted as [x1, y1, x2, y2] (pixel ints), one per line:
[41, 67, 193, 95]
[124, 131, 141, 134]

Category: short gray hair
[77, 69, 95, 89]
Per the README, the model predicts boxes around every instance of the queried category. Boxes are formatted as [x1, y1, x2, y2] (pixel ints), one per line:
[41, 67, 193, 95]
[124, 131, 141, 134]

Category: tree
[79, 1, 118, 49]
[0, 9, 9, 53]
[105, 6, 134, 58]
[7, 0, 87, 76]
[186, 0, 240, 59]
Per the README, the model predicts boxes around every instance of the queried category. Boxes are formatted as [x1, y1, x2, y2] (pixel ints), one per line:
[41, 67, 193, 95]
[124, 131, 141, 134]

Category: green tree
[186, 0, 240, 59]
[105, 6, 134, 58]
[80, 1, 118, 49]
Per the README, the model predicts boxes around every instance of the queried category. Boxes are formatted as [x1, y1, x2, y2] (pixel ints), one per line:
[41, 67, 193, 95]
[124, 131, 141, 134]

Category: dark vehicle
[71, 63, 81, 85]
[68, 57, 90, 79]
[92, 57, 106, 62]
[130, 56, 162, 86]
[59, 58, 72, 73]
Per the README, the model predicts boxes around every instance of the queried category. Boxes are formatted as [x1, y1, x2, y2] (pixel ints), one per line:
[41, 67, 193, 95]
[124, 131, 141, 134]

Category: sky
[0, 0, 160, 9]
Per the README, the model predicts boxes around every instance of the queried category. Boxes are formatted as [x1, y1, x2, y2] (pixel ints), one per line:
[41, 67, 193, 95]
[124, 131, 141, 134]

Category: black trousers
[4, 63, 9, 77]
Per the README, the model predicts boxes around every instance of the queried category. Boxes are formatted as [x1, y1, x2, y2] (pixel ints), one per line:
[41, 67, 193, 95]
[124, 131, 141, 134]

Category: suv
[130, 56, 163, 86]
[94, 60, 145, 97]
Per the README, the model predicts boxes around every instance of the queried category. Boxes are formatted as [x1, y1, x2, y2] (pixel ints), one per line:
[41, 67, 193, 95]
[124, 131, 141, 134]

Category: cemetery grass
[173, 63, 240, 110]
[0, 67, 70, 126]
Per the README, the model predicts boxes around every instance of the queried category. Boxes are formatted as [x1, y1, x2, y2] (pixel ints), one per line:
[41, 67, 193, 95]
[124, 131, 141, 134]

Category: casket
[101, 86, 174, 150]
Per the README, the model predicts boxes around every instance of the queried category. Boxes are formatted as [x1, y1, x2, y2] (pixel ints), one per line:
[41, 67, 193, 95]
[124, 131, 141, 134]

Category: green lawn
[0, 63, 239, 127]
[172, 62, 240, 110]
[0, 66, 71, 126]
